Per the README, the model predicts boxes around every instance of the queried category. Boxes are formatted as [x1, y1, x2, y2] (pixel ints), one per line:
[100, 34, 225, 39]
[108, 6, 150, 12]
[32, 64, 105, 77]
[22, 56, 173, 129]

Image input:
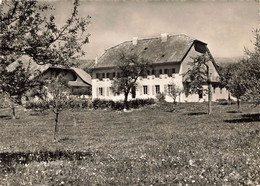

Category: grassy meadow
[0, 102, 259, 185]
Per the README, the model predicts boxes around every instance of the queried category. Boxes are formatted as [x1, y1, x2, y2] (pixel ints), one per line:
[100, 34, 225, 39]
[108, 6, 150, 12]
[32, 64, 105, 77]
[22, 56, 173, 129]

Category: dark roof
[78, 59, 95, 72]
[45, 66, 92, 86]
[7, 55, 50, 73]
[94, 34, 207, 69]
[7, 56, 91, 85]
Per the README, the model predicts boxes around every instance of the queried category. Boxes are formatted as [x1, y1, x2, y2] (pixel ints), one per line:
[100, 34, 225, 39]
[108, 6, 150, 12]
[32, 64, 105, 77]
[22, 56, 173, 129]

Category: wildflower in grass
[189, 159, 195, 166]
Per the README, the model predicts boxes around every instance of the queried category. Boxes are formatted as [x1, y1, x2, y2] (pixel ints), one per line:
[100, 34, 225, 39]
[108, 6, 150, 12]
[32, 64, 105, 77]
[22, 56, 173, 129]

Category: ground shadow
[58, 137, 76, 142]
[227, 110, 241, 113]
[225, 113, 260, 123]
[29, 112, 49, 116]
[0, 150, 94, 173]
[187, 112, 207, 116]
[165, 108, 176, 113]
[0, 115, 11, 119]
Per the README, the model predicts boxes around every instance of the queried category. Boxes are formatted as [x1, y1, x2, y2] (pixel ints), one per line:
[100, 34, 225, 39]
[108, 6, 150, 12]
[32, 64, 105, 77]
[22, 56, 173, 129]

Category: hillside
[214, 56, 246, 67]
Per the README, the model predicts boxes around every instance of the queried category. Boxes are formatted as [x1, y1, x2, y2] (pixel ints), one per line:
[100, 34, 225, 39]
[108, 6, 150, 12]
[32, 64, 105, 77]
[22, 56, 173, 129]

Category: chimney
[161, 33, 168, 42]
[132, 37, 138, 45]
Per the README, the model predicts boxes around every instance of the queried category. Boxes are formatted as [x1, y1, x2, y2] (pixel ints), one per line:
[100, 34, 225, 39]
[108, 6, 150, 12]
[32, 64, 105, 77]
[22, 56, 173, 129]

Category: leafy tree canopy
[0, 0, 90, 68]
[111, 51, 151, 109]
[242, 28, 260, 104]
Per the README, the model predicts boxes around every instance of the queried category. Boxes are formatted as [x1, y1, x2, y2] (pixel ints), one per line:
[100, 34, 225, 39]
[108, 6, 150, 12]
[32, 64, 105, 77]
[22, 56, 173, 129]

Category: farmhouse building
[41, 66, 92, 95]
[91, 34, 228, 102]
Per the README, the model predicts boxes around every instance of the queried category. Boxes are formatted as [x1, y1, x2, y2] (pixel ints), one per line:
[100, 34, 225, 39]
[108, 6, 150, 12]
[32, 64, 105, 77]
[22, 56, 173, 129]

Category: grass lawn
[0, 102, 259, 185]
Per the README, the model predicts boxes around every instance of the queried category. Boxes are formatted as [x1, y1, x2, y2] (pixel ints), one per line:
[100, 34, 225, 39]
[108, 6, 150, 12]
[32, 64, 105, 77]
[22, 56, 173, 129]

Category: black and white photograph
[0, 0, 259, 185]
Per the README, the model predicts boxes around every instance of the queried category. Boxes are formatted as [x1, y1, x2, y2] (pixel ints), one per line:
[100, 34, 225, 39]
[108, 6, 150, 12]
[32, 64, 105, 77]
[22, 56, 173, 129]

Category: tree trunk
[172, 102, 176, 112]
[124, 91, 129, 110]
[237, 98, 241, 112]
[206, 64, 212, 115]
[174, 97, 176, 104]
[208, 82, 212, 115]
[53, 112, 59, 141]
[12, 103, 16, 119]
[228, 91, 231, 105]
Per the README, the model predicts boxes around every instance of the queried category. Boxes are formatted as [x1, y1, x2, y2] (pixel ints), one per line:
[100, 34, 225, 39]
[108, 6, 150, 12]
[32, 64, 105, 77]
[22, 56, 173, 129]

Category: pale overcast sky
[49, 0, 259, 59]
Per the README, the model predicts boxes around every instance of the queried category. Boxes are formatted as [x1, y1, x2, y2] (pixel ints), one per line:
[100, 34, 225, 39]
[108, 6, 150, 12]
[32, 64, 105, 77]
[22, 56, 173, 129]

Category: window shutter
[164, 85, 167, 93]
[96, 88, 99, 97]
[140, 86, 143, 95]
[147, 85, 150, 95]
[107, 87, 109, 97]
[152, 85, 155, 95]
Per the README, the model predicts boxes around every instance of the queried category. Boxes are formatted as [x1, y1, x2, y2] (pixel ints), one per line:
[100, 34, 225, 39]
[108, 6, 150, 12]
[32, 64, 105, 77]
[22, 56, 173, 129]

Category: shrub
[92, 98, 155, 110]
[216, 99, 235, 105]
[156, 93, 166, 102]
[26, 101, 50, 112]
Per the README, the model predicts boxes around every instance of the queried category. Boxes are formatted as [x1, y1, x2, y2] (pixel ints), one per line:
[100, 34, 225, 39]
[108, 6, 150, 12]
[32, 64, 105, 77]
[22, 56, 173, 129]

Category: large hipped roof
[94, 34, 207, 69]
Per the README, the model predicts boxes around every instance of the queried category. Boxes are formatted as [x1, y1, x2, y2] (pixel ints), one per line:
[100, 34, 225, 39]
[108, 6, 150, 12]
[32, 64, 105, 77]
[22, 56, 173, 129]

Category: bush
[26, 97, 93, 112]
[156, 93, 166, 102]
[216, 99, 235, 105]
[25, 101, 50, 112]
[92, 98, 155, 110]
[26, 98, 155, 111]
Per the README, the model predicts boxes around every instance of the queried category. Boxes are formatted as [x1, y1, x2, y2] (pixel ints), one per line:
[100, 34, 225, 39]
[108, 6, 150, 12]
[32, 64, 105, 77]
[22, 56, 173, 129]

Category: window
[143, 85, 148, 94]
[154, 70, 160, 78]
[168, 84, 173, 94]
[99, 87, 103, 96]
[159, 69, 163, 75]
[131, 86, 136, 98]
[166, 69, 172, 77]
[102, 73, 105, 79]
[164, 69, 168, 75]
[113, 72, 116, 79]
[155, 85, 160, 94]
[172, 68, 176, 74]
[96, 73, 103, 81]
[107, 73, 114, 80]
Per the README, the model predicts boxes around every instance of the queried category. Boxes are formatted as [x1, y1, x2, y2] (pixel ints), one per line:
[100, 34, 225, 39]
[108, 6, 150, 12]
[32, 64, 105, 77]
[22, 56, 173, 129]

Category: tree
[226, 63, 247, 112]
[0, 0, 90, 115]
[218, 64, 237, 105]
[48, 75, 73, 141]
[242, 28, 260, 105]
[111, 52, 151, 110]
[184, 54, 213, 114]
[31, 74, 73, 141]
[0, 0, 90, 67]
[1, 61, 33, 119]
[167, 82, 183, 112]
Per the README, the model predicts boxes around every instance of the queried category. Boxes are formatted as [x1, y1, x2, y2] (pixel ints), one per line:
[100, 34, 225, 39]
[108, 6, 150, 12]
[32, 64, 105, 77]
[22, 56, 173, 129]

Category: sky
[48, 0, 259, 59]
